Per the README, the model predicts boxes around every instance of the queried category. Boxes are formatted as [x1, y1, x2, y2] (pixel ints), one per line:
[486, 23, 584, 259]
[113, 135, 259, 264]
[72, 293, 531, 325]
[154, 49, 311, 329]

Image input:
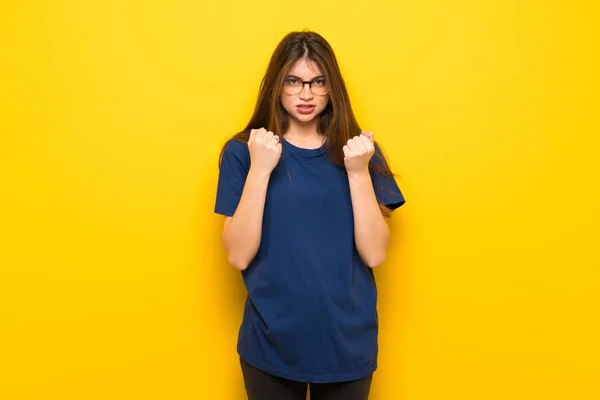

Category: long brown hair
[219, 30, 398, 214]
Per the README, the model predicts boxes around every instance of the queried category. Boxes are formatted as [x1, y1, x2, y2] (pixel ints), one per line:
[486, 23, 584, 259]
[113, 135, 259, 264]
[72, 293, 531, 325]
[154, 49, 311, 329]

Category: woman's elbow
[227, 255, 249, 271]
[222, 236, 251, 271]
[364, 253, 386, 268]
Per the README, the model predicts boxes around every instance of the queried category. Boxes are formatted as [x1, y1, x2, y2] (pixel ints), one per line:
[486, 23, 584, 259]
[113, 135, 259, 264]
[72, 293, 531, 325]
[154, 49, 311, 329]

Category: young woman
[214, 30, 405, 400]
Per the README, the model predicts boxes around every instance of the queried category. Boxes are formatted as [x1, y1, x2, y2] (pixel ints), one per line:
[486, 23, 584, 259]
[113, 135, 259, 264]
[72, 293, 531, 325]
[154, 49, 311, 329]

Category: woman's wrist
[248, 167, 272, 182]
[346, 168, 370, 180]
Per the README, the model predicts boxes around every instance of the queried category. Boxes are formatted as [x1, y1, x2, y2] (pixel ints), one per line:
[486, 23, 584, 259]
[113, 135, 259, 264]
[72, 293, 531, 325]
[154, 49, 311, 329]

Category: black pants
[240, 357, 373, 400]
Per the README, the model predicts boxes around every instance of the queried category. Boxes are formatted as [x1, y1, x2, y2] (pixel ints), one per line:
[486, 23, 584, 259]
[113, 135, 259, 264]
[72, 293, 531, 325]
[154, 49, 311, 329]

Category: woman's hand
[343, 131, 375, 174]
[248, 128, 282, 177]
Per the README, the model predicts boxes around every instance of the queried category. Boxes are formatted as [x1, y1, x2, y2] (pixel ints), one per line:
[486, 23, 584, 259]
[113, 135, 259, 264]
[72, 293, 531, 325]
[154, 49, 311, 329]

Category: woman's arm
[222, 168, 271, 270]
[221, 128, 281, 270]
[347, 170, 390, 268]
[343, 131, 391, 268]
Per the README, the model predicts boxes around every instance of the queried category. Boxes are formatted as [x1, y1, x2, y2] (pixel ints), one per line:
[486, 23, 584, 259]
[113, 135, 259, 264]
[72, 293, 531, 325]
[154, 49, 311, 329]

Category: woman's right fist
[248, 128, 282, 175]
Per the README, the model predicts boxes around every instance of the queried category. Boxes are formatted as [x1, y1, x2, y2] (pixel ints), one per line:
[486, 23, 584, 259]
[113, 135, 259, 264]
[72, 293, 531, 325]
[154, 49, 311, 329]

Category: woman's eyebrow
[285, 74, 325, 80]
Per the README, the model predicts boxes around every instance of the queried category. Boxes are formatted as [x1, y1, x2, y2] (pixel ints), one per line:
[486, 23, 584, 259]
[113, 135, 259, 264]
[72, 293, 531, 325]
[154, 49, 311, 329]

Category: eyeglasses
[282, 76, 329, 96]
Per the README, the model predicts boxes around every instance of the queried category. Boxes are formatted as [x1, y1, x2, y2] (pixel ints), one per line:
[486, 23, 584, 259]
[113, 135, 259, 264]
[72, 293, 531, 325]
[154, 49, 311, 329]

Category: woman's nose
[299, 83, 313, 99]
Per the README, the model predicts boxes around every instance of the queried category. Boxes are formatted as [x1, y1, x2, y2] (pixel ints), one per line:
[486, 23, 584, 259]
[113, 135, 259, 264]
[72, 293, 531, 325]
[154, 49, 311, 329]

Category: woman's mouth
[296, 105, 316, 114]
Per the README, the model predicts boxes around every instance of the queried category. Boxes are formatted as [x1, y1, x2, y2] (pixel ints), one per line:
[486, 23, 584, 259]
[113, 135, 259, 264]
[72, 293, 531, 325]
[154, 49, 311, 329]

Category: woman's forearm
[222, 168, 271, 270]
[347, 170, 390, 268]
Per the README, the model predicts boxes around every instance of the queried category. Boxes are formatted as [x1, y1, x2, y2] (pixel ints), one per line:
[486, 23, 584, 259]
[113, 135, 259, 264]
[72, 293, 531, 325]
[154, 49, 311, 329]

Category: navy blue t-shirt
[214, 136, 405, 383]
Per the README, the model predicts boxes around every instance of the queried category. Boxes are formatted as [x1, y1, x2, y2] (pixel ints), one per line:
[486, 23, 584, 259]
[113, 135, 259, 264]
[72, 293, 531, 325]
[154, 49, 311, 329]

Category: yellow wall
[1, 1, 598, 399]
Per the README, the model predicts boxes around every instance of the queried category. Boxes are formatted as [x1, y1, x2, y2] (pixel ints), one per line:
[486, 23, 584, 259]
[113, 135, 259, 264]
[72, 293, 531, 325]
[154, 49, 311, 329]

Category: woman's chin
[291, 112, 320, 124]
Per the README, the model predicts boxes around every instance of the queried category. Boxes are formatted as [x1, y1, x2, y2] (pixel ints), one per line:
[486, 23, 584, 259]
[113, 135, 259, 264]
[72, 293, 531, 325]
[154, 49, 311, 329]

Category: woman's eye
[285, 78, 298, 84]
[314, 79, 326, 86]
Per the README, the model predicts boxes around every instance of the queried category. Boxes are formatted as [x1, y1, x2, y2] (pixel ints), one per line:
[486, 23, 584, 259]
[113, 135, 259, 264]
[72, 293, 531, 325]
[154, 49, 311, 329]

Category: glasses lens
[311, 78, 328, 95]
[283, 78, 303, 95]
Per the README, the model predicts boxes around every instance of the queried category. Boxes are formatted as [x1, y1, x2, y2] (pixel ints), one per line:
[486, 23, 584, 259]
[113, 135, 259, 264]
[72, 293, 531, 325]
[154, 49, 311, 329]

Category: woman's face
[280, 58, 330, 126]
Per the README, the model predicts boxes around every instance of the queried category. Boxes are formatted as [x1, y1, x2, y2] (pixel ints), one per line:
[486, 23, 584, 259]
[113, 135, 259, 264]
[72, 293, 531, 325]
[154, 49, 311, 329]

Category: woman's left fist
[343, 131, 375, 173]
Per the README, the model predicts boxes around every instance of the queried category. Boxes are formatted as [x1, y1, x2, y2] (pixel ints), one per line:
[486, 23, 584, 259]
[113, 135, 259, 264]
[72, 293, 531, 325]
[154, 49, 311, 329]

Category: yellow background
[1, 0, 598, 399]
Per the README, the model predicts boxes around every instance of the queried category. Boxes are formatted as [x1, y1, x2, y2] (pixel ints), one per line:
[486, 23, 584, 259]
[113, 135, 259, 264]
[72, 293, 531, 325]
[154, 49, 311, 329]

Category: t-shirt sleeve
[370, 143, 406, 211]
[214, 139, 251, 217]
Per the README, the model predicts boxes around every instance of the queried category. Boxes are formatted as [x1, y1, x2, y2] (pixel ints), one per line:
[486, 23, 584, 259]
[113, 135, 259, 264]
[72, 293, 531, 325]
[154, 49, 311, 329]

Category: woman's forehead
[286, 58, 323, 78]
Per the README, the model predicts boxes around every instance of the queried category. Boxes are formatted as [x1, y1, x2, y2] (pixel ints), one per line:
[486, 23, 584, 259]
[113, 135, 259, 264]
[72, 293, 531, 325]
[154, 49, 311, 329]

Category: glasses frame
[282, 76, 330, 96]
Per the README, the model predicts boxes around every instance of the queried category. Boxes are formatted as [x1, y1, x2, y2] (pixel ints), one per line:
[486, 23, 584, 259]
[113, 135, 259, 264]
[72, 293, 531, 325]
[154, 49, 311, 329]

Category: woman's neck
[284, 118, 323, 141]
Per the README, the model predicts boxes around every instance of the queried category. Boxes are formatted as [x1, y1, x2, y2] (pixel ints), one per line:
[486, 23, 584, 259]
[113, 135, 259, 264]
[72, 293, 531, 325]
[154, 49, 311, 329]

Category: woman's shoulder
[224, 137, 249, 154]
[221, 135, 251, 164]
[370, 141, 388, 167]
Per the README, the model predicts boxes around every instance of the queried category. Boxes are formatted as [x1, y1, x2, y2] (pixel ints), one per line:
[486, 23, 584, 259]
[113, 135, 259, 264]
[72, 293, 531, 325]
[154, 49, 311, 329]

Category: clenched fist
[248, 127, 282, 176]
[343, 131, 375, 174]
